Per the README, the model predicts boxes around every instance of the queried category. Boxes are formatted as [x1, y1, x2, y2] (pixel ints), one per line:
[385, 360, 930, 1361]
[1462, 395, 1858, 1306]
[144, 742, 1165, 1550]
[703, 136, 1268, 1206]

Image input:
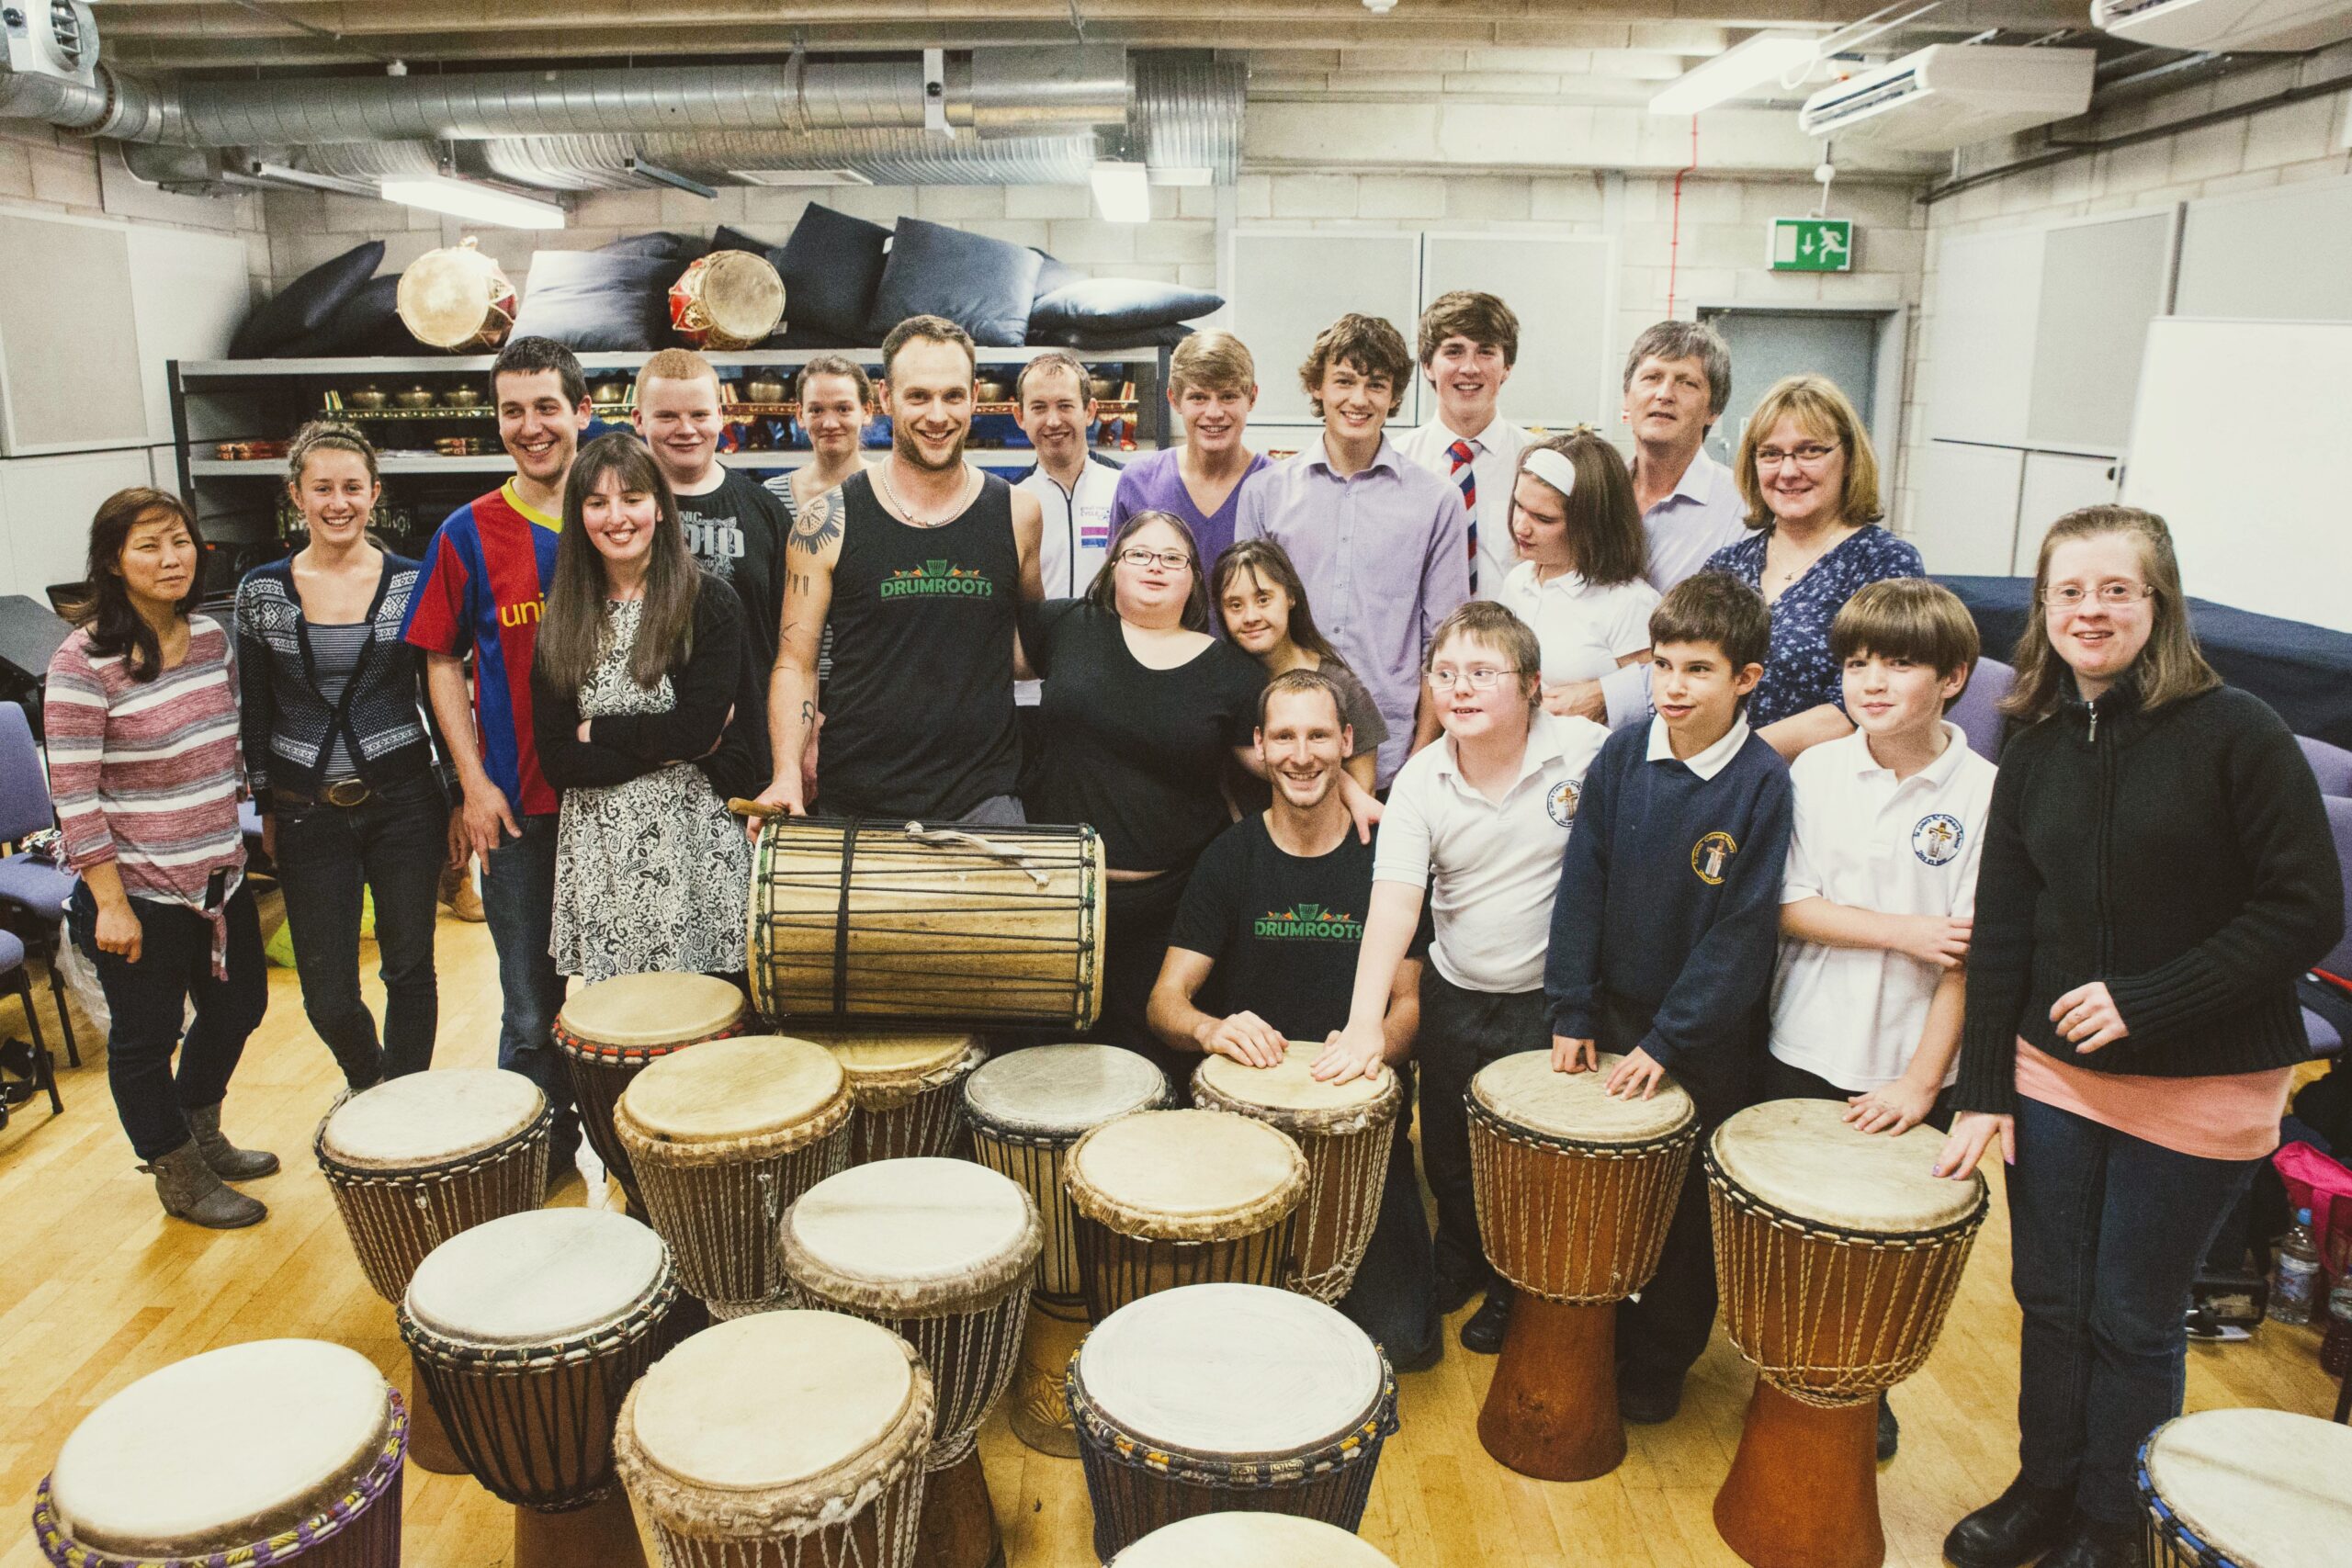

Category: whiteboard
[1227, 229, 1425, 427]
[1420, 232, 1615, 427]
[2121, 317, 2352, 633]
[2176, 175, 2352, 322]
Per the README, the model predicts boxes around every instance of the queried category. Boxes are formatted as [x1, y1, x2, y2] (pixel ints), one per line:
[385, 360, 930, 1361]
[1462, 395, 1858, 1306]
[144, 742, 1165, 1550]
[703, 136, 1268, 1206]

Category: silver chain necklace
[873, 459, 976, 528]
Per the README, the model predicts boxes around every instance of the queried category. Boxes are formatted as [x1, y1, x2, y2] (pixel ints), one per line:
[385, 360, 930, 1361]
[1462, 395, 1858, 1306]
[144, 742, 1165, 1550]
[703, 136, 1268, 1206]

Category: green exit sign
[1770, 218, 1855, 273]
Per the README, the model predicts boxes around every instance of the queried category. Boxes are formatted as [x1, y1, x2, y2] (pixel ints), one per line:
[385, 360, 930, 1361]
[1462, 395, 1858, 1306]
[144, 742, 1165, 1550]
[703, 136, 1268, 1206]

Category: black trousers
[1759, 1054, 1954, 1133]
[1335, 1062, 1441, 1370]
[1087, 868, 1195, 1089]
[1416, 969, 1549, 1293]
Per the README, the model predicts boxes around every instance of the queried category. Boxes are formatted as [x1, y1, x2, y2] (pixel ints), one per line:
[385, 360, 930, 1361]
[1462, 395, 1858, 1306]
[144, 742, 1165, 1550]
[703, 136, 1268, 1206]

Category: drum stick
[728, 797, 778, 818]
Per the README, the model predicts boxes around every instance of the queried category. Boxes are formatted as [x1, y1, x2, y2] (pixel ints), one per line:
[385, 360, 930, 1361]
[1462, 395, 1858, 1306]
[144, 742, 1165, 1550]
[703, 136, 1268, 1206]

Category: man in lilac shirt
[1236, 313, 1470, 787]
[1110, 329, 1271, 566]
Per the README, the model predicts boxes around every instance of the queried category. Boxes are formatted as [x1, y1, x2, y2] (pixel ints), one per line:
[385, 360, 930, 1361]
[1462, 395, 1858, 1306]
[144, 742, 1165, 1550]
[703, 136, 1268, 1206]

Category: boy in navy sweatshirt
[1544, 570, 1793, 1422]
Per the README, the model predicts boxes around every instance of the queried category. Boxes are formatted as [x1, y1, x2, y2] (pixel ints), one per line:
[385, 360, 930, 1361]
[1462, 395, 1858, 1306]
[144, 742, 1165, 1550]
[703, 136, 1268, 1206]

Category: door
[1697, 308, 1882, 467]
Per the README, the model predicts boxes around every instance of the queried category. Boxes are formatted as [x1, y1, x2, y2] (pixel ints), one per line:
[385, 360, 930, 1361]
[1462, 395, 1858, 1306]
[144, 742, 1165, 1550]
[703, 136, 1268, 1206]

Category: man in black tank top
[754, 315, 1044, 824]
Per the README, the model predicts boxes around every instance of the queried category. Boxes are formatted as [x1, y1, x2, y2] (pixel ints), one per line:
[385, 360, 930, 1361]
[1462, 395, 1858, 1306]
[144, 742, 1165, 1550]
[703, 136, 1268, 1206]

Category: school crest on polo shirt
[1545, 778, 1582, 829]
[1690, 829, 1739, 886]
[1913, 813, 1964, 866]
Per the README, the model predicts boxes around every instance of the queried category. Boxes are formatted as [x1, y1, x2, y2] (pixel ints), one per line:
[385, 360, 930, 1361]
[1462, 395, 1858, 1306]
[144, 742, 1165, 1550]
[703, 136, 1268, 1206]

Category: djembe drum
[1066, 1107, 1307, 1322]
[552, 971, 750, 1211]
[798, 1028, 987, 1164]
[782, 1157, 1042, 1568]
[1466, 1050, 1696, 1481]
[33, 1339, 406, 1568]
[316, 1066, 549, 1474]
[961, 1042, 1168, 1456]
[1068, 1282, 1398, 1562]
[396, 236, 517, 351]
[1708, 1100, 1988, 1568]
[1114, 1513, 1400, 1566]
[2138, 1408, 2352, 1568]
[668, 250, 785, 350]
[1192, 1044, 1400, 1303]
[746, 816, 1105, 1030]
[400, 1208, 677, 1568]
[613, 1311, 934, 1568]
[614, 1034, 851, 1319]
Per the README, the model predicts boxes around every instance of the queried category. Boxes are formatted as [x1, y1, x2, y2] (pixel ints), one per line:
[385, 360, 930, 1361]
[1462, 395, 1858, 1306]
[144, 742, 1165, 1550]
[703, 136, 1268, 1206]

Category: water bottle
[2268, 1207, 2321, 1326]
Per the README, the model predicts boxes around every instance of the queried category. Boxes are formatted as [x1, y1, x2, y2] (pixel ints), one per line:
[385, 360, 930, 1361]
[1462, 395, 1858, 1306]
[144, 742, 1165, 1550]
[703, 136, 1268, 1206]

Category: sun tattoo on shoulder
[790, 486, 844, 556]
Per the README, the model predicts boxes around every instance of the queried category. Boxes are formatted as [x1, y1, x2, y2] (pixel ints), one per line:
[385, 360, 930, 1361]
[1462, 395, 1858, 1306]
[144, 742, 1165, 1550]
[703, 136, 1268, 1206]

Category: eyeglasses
[1754, 442, 1840, 469]
[1426, 666, 1521, 692]
[1116, 547, 1193, 571]
[2041, 581, 2154, 609]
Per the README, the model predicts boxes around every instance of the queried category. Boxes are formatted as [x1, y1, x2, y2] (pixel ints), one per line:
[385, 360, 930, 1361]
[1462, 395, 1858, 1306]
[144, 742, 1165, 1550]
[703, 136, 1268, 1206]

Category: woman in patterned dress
[1703, 373, 1925, 761]
[531, 433, 760, 983]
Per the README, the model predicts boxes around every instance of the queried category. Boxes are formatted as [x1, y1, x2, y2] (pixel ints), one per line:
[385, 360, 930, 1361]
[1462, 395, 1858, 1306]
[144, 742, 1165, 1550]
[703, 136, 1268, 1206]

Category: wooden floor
[0, 893, 2336, 1568]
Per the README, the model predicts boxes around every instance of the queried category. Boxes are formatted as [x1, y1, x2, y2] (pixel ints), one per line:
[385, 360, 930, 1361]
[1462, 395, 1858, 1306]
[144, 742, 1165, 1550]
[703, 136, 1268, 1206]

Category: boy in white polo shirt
[1316, 600, 1609, 1355]
[1767, 577, 1994, 1460]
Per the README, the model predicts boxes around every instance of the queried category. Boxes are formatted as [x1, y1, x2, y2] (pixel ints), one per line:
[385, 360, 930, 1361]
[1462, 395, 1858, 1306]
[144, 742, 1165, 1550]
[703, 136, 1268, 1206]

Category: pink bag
[2274, 1140, 2352, 1277]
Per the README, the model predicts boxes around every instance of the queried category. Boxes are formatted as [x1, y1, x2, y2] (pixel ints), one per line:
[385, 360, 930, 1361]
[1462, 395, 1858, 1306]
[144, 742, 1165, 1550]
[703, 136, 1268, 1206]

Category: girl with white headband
[1498, 430, 1661, 726]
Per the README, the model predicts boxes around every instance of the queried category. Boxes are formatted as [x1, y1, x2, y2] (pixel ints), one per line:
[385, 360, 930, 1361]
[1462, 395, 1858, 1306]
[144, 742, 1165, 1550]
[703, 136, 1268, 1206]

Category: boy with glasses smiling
[1316, 601, 1607, 1353]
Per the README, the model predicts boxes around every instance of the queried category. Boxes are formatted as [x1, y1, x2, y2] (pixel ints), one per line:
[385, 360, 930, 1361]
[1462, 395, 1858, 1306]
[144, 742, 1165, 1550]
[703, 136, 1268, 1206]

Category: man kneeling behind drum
[1147, 669, 1440, 1369]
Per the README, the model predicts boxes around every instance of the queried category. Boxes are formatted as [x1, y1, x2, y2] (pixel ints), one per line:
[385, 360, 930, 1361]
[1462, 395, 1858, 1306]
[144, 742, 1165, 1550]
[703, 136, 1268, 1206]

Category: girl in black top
[1025, 510, 1267, 1071]
[1933, 506, 2340, 1568]
[235, 422, 449, 1089]
[531, 434, 761, 984]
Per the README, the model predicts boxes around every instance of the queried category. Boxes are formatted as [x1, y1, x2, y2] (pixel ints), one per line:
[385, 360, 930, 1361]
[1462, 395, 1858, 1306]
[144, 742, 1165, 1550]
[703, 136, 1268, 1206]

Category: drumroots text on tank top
[820, 469, 1023, 818]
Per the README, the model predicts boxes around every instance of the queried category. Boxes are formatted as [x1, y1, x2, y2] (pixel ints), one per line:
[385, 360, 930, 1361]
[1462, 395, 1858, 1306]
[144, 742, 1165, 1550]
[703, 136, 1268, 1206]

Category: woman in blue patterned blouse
[1704, 373, 1923, 760]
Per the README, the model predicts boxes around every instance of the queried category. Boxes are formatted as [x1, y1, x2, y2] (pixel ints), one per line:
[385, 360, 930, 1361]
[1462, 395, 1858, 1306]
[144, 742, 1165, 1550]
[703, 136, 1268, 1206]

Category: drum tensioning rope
[1466, 1104, 1696, 1303]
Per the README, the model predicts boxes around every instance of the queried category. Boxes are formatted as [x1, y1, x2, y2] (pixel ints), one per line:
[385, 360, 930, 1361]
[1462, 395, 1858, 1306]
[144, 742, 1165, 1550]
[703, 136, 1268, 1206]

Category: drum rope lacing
[1466, 1101, 1695, 1304]
[33, 1391, 410, 1568]
[631, 1134, 851, 1318]
[1705, 1145, 1987, 1409]
[785, 1284, 1030, 1470]
[401, 1271, 678, 1511]
[316, 1106, 552, 1303]
[1066, 1363, 1400, 1488]
[1072, 1213, 1301, 1324]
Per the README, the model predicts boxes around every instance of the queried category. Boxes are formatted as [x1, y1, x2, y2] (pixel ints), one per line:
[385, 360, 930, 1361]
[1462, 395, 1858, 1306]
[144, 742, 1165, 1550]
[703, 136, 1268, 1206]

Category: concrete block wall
[0, 119, 267, 293]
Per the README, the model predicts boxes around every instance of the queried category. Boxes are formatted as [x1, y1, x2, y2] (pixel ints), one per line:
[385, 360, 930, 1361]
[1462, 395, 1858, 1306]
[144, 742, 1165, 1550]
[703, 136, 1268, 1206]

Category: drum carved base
[1009, 1295, 1088, 1458]
[1713, 1380, 1884, 1568]
[1478, 1297, 1626, 1482]
[404, 1357, 467, 1475]
[515, 1492, 647, 1568]
[916, 1449, 1004, 1568]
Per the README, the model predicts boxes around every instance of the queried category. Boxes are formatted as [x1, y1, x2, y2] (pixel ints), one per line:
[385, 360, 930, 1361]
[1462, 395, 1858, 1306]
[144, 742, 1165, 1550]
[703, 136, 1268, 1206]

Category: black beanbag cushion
[232, 240, 384, 359]
[865, 219, 1042, 348]
[509, 250, 677, 353]
[284, 273, 408, 357]
[1029, 321, 1197, 351]
[777, 205, 892, 341]
[1031, 249, 1085, 299]
[711, 224, 778, 255]
[1029, 277, 1224, 336]
[596, 231, 710, 263]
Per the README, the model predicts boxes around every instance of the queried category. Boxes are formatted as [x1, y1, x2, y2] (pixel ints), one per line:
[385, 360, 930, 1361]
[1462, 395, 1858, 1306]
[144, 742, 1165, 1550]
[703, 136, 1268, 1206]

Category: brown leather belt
[279, 778, 371, 809]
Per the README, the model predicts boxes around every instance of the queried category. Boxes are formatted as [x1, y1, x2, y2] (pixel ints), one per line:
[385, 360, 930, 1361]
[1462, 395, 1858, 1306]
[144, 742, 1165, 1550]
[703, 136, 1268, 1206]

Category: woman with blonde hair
[1705, 373, 1922, 759]
[1933, 506, 2339, 1568]
[1495, 427, 1658, 722]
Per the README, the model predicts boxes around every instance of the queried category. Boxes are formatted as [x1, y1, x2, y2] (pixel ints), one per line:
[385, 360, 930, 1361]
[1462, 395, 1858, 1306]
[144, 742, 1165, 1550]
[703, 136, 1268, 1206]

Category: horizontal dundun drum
[800, 1028, 987, 1164]
[2138, 1408, 2352, 1568]
[1192, 1044, 1400, 1303]
[747, 817, 1105, 1030]
[1114, 1513, 1400, 1566]
[615, 1035, 852, 1319]
[400, 1209, 676, 1568]
[396, 237, 518, 351]
[35, 1339, 406, 1568]
[1066, 1108, 1307, 1322]
[1708, 1100, 1988, 1568]
[1466, 1050, 1696, 1481]
[668, 250, 786, 351]
[1069, 1283, 1397, 1562]
[782, 1158, 1042, 1568]
[614, 1312, 934, 1568]
[961, 1043, 1169, 1456]
[553, 972, 750, 1211]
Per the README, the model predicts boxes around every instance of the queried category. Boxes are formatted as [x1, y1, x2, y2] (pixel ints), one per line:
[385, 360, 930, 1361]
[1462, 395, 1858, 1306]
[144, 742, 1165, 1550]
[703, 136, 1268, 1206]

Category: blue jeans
[477, 813, 578, 1158]
[69, 880, 268, 1162]
[272, 773, 447, 1089]
[2009, 1094, 2259, 1525]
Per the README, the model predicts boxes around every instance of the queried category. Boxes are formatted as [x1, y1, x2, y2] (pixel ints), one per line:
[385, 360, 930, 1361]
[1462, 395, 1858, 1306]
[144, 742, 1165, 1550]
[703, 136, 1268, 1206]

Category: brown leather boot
[142, 1142, 266, 1229]
[187, 1102, 279, 1180]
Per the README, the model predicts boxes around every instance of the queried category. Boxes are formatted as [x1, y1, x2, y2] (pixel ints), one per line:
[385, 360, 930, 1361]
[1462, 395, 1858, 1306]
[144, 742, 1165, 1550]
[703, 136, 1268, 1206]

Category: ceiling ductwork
[1133, 52, 1247, 184]
[471, 129, 1104, 190]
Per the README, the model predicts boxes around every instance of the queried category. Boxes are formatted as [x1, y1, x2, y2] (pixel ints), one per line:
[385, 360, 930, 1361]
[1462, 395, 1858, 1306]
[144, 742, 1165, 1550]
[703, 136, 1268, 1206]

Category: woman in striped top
[236, 423, 449, 1094]
[47, 489, 274, 1229]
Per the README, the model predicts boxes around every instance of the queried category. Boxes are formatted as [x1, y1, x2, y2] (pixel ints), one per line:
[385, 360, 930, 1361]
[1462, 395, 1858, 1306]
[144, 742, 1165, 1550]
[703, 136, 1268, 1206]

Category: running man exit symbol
[1770, 218, 1855, 273]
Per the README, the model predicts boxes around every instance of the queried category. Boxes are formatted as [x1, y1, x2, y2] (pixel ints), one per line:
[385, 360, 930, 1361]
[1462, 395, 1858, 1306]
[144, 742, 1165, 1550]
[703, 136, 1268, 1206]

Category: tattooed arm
[757, 482, 843, 818]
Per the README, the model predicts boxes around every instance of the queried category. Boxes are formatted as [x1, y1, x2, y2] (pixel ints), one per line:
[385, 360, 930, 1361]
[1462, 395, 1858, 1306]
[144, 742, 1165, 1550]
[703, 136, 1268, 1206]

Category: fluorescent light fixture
[379, 175, 565, 230]
[1649, 31, 1822, 117]
[236, 160, 379, 197]
[624, 158, 717, 200]
[1090, 160, 1152, 224]
[729, 168, 875, 187]
[1148, 165, 1215, 186]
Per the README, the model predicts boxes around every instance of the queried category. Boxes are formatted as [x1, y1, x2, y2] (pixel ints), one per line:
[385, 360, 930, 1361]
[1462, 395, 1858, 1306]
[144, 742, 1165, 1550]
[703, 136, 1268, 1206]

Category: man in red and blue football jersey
[402, 337, 591, 1177]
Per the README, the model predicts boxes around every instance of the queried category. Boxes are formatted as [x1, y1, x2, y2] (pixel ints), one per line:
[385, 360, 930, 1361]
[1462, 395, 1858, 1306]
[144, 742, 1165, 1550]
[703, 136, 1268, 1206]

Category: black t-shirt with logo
[1168, 814, 1375, 1044]
[677, 469, 789, 782]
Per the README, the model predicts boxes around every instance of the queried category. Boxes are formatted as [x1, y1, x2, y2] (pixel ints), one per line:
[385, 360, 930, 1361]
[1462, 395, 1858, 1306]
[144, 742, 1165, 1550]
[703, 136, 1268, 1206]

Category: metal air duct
[472, 128, 1101, 190]
[1133, 52, 1247, 184]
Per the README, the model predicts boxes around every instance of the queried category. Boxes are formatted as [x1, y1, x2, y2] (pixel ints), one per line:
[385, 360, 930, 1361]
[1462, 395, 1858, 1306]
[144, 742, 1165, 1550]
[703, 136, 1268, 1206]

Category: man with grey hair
[1553, 320, 1748, 728]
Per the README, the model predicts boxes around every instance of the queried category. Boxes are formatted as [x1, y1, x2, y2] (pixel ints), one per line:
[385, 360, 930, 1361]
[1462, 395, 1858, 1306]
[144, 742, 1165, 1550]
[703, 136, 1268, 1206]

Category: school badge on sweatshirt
[1913, 813, 1964, 866]
[1545, 778, 1581, 829]
[1691, 829, 1738, 886]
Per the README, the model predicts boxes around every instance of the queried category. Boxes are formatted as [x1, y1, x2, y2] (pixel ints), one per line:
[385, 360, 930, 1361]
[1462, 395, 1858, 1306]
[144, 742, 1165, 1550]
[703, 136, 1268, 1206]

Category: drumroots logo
[1254, 902, 1363, 942]
[880, 559, 995, 601]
